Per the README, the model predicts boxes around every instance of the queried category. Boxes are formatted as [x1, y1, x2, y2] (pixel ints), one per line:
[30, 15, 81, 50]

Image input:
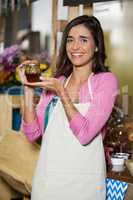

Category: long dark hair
[55, 15, 109, 78]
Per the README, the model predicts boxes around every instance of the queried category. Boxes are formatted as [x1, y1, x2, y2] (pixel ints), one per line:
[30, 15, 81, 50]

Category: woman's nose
[72, 41, 80, 50]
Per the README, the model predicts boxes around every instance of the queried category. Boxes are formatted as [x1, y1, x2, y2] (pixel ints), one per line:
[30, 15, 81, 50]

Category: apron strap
[44, 96, 59, 131]
[64, 74, 72, 88]
[88, 73, 94, 101]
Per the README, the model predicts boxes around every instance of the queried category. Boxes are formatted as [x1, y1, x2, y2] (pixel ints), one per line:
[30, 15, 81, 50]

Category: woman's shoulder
[91, 72, 119, 92]
[92, 72, 118, 84]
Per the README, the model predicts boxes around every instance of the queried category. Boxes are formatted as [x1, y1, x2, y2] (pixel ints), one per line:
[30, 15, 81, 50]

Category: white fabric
[31, 74, 106, 200]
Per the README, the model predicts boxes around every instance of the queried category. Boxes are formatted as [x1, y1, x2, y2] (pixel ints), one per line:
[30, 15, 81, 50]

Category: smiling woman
[18, 15, 119, 200]
[55, 15, 108, 79]
[66, 25, 96, 69]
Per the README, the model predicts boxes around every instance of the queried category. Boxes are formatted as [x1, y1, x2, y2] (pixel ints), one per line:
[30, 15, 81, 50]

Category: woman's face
[66, 24, 96, 68]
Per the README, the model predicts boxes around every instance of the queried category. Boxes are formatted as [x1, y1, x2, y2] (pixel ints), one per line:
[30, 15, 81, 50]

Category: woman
[19, 15, 118, 200]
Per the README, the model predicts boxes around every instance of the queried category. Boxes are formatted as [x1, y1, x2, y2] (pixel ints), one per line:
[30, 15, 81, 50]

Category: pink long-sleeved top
[22, 72, 119, 145]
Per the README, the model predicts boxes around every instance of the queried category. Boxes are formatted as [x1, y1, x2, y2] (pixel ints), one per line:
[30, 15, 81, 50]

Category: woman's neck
[71, 66, 92, 84]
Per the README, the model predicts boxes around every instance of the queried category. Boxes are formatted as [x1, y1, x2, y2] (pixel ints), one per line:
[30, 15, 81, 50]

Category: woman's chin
[73, 62, 89, 68]
[71, 61, 84, 67]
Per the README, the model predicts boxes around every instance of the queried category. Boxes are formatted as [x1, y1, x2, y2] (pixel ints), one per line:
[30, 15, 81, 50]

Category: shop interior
[0, 0, 133, 199]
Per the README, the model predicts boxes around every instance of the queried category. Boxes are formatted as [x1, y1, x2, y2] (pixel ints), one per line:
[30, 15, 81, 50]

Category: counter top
[107, 166, 133, 183]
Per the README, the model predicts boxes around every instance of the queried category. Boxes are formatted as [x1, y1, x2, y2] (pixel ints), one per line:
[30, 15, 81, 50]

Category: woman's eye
[67, 38, 73, 43]
[80, 38, 88, 43]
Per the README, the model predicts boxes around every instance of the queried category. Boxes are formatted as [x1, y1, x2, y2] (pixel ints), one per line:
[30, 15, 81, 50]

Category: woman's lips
[71, 53, 84, 58]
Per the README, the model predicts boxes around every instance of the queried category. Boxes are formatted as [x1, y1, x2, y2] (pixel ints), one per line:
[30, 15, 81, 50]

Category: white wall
[31, 0, 52, 47]
[31, 0, 68, 49]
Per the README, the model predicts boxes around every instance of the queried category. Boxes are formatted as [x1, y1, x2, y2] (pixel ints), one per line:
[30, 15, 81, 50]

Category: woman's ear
[95, 46, 98, 52]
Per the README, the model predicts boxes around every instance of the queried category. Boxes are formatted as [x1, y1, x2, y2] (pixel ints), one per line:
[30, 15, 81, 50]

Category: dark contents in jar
[25, 63, 41, 82]
[25, 72, 40, 82]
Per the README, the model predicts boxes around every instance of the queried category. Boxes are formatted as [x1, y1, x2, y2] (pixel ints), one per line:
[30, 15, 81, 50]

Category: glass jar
[25, 63, 41, 82]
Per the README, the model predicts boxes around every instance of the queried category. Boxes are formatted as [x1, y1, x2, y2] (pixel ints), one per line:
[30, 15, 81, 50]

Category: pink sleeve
[69, 73, 119, 145]
[22, 76, 65, 142]
[22, 91, 52, 142]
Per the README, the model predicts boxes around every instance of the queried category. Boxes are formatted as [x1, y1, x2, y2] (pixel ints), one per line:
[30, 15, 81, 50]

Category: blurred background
[0, 1, 133, 199]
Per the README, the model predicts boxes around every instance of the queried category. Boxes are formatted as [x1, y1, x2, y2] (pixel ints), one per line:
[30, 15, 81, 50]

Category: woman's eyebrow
[67, 35, 89, 39]
[67, 36, 73, 38]
[79, 36, 89, 39]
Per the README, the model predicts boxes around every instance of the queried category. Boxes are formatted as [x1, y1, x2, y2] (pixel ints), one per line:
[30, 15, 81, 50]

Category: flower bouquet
[0, 44, 22, 86]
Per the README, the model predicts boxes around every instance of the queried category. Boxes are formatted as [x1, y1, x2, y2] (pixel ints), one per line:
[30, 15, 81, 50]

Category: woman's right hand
[18, 60, 35, 96]
[18, 60, 29, 85]
[18, 61, 36, 117]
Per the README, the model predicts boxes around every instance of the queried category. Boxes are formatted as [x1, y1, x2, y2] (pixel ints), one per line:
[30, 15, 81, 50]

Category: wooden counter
[107, 166, 133, 184]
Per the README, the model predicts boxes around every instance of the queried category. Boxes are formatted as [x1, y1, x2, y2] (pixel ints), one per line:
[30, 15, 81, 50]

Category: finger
[40, 76, 52, 81]
[18, 63, 25, 68]
[18, 66, 25, 72]
[22, 60, 32, 65]
[39, 77, 53, 84]
[18, 68, 27, 83]
[18, 60, 33, 68]
[24, 81, 45, 87]
[25, 80, 53, 87]
[39, 76, 45, 81]
[31, 59, 40, 65]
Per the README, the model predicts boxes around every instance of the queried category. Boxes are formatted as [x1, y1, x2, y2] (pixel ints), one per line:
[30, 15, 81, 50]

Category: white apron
[31, 75, 106, 200]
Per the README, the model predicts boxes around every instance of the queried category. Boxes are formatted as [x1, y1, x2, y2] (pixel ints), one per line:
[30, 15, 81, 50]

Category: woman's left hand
[24, 76, 64, 95]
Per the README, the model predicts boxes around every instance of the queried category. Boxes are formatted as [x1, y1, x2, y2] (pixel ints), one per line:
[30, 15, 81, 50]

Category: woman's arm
[18, 59, 54, 142]
[23, 86, 36, 123]
[22, 88, 42, 142]
[68, 73, 119, 145]
[22, 90, 52, 142]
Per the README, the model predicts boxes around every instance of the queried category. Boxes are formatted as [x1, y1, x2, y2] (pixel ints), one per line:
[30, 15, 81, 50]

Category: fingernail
[40, 76, 44, 80]
[19, 64, 25, 68]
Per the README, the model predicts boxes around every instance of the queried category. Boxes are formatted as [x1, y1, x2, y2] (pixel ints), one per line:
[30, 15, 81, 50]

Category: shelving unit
[51, 0, 93, 70]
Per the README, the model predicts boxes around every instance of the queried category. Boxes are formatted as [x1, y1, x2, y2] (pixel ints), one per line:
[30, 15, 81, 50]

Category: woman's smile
[71, 52, 84, 58]
[66, 24, 96, 68]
